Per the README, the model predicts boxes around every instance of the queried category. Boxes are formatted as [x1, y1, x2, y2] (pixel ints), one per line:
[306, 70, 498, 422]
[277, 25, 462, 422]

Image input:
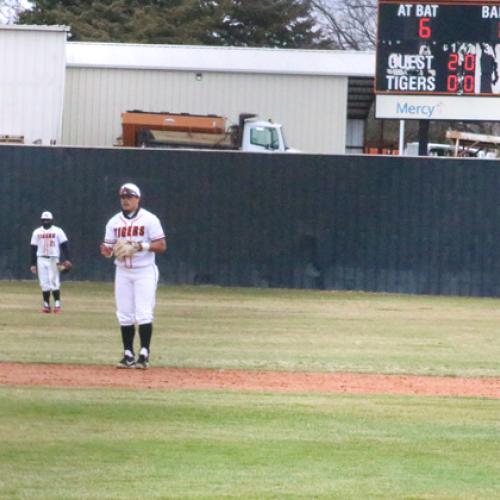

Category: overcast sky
[0, 0, 32, 24]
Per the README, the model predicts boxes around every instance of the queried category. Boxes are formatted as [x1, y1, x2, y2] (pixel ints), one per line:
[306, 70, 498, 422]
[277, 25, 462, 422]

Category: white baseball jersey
[30, 225, 68, 258]
[104, 208, 165, 268]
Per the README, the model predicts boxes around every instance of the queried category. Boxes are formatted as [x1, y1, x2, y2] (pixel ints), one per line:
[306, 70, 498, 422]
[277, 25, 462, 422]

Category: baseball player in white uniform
[30, 211, 72, 313]
[100, 183, 166, 369]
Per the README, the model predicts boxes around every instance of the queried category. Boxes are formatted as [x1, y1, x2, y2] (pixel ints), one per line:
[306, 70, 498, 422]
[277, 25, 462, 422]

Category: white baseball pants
[37, 256, 60, 291]
[115, 264, 159, 326]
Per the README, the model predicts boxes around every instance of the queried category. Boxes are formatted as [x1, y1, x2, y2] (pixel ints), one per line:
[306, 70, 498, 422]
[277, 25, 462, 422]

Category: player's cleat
[117, 354, 136, 368]
[41, 303, 51, 313]
[135, 354, 150, 369]
[53, 306, 61, 314]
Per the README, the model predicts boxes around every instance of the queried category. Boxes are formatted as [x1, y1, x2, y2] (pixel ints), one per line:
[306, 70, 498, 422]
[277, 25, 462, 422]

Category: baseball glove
[113, 240, 141, 260]
[57, 260, 72, 274]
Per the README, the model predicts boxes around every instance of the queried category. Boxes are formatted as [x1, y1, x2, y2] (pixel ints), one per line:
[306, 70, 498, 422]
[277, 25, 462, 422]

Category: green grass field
[1, 281, 500, 376]
[0, 281, 499, 499]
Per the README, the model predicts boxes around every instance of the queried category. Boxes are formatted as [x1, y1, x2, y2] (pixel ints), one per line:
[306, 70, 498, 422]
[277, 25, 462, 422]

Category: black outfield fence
[2, 144, 500, 296]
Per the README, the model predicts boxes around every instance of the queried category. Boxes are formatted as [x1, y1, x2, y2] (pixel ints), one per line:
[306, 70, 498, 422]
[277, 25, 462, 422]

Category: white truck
[121, 111, 297, 153]
[445, 130, 499, 158]
[403, 142, 475, 157]
[404, 131, 500, 158]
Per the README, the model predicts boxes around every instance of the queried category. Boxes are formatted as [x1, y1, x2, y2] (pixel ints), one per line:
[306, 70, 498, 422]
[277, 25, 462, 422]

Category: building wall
[346, 119, 365, 154]
[62, 67, 347, 154]
[0, 27, 67, 145]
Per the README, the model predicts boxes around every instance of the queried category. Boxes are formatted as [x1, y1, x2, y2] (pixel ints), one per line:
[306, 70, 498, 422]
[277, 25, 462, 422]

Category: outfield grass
[0, 387, 498, 499]
[1, 281, 499, 499]
[1, 281, 499, 376]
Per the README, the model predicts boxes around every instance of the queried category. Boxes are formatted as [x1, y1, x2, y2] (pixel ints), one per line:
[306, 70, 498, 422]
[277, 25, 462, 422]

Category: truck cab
[240, 118, 289, 152]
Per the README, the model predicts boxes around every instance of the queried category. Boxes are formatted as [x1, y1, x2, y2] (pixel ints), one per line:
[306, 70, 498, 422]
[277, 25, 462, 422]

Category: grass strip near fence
[1, 281, 499, 376]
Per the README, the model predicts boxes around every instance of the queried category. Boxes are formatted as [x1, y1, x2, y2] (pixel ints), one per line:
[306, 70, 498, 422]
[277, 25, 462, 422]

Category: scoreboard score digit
[376, 1, 500, 96]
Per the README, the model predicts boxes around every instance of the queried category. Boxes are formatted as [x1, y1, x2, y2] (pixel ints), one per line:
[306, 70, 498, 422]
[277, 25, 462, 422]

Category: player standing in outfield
[100, 183, 166, 369]
[30, 211, 72, 313]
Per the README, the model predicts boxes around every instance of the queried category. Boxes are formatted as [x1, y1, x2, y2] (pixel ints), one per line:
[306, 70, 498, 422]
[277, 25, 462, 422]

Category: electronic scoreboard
[375, 0, 500, 120]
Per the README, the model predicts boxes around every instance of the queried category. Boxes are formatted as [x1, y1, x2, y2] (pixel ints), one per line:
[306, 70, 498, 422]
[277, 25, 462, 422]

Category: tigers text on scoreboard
[375, 0, 500, 120]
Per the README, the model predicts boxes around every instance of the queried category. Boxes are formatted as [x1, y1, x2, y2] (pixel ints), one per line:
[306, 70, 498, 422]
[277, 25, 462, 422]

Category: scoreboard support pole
[418, 120, 429, 156]
[398, 120, 405, 155]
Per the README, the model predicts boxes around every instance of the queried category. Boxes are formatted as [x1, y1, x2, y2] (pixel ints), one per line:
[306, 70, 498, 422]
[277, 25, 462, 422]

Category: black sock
[139, 323, 152, 354]
[120, 325, 135, 353]
[52, 290, 60, 301]
[42, 291, 50, 304]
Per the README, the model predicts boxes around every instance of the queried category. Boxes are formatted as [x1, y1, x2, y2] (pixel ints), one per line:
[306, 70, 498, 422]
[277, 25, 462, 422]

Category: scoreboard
[375, 0, 500, 120]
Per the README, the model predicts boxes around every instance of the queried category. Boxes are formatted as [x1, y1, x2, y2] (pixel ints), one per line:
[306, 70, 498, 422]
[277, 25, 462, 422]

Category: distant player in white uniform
[30, 211, 72, 313]
[100, 183, 167, 369]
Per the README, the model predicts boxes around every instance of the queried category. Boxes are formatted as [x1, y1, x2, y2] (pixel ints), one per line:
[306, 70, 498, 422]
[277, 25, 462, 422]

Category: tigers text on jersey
[30, 225, 68, 258]
[104, 208, 165, 268]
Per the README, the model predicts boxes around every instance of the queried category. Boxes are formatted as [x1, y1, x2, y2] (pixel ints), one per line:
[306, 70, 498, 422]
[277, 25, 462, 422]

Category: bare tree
[312, 0, 377, 50]
[0, 0, 29, 24]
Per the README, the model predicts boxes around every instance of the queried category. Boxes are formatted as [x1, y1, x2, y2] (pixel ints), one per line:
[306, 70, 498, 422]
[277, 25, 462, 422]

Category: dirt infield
[0, 362, 499, 398]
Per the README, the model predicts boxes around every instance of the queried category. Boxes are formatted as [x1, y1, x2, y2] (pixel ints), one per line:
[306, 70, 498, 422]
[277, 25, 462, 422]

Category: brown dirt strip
[0, 362, 499, 398]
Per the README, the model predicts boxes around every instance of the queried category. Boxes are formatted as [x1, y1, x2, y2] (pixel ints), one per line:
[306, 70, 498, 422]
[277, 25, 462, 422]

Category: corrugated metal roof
[66, 41, 375, 77]
[0, 24, 70, 32]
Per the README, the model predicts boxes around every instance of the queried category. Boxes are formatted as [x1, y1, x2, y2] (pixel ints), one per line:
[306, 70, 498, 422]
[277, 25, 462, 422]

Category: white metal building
[0, 25, 68, 145]
[64, 42, 375, 154]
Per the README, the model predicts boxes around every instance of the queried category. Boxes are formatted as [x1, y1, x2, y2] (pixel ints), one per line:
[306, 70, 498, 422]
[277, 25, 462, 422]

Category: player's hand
[57, 261, 72, 273]
[100, 243, 113, 258]
[30, 265, 37, 275]
[113, 240, 141, 260]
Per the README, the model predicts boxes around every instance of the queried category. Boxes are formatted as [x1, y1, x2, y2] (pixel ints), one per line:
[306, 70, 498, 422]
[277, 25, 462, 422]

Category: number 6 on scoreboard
[418, 18, 431, 39]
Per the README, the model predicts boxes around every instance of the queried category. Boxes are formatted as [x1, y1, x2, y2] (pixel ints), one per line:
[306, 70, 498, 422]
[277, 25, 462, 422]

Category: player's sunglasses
[119, 194, 135, 199]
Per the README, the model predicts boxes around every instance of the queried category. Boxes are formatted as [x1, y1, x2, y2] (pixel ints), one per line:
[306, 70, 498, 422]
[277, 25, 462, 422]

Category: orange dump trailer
[121, 111, 229, 148]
